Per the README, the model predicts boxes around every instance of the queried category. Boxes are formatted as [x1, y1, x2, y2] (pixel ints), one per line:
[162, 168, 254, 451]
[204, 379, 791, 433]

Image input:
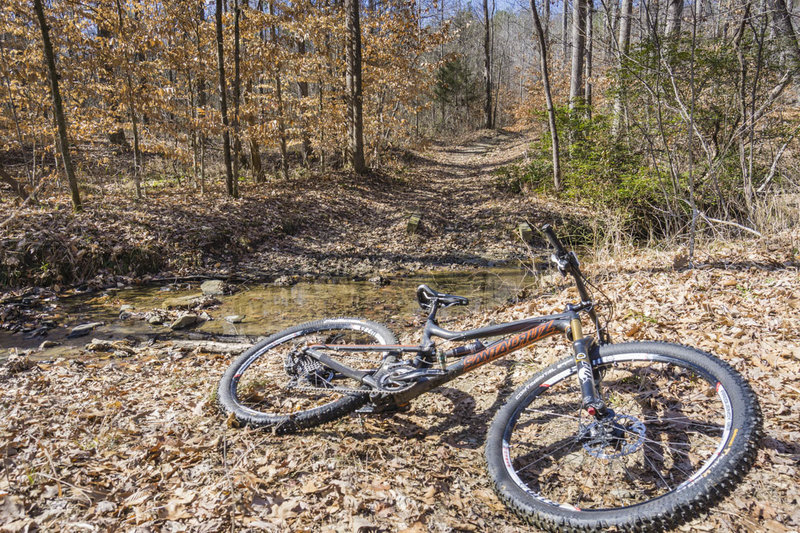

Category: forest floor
[2, 133, 800, 532]
[1, 233, 799, 532]
[1, 128, 565, 296]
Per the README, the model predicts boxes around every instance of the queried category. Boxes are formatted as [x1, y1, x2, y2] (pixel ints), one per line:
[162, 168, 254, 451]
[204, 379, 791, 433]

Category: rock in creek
[170, 313, 199, 330]
[225, 315, 244, 324]
[68, 322, 103, 338]
[39, 340, 61, 350]
[85, 338, 135, 355]
[200, 279, 227, 296]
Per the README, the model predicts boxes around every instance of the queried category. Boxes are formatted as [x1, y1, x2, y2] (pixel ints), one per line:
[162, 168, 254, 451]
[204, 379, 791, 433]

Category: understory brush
[496, 107, 799, 245]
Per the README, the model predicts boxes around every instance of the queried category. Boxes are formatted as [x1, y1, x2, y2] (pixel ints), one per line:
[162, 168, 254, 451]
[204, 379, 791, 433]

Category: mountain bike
[217, 224, 761, 532]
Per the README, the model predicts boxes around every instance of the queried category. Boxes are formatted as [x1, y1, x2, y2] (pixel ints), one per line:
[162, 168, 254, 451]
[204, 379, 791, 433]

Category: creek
[1, 266, 539, 358]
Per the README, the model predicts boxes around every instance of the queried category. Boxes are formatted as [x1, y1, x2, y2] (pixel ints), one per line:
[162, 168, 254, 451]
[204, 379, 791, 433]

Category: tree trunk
[249, 136, 264, 182]
[33, 0, 81, 211]
[664, 0, 683, 38]
[114, 0, 142, 199]
[483, 0, 493, 129]
[269, 0, 289, 181]
[530, 0, 562, 190]
[216, 0, 235, 197]
[196, 6, 207, 195]
[584, 0, 593, 115]
[297, 39, 312, 164]
[612, 0, 633, 135]
[232, 0, 241, 197]
[569, 0, 587, 109]
[562, 0, 570, 63]
[345, 0, 366, 173]
[544, 0, 550, 40]
[768, 0, 800, 69]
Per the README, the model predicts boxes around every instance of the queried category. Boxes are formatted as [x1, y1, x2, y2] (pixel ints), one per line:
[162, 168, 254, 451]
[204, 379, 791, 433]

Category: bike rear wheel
[217, 318, 397, 433]
[485, 341, 760, 532]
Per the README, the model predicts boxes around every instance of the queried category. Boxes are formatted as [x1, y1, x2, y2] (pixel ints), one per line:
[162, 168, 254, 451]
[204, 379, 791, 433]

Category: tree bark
[114, 0, 142, 199]
[530, 0, 562, 190]
[612, 0, 633, 135]
[215, 0, 235, 197]
[562, 0, 570, 63]
[345, 0, 366, 173]
[195, 5, 207, 195]
[232, 0, 241, 197]
[768, 0, 800, 70]
[483, 0, 493, 128]
[664, 0, 683, 38]
[569, 0, 587, 109]
[33, 0, 81, 211]
[584, 0, 593, 115]
[269, 0, 289, 181]
[297, 38, 312, 164]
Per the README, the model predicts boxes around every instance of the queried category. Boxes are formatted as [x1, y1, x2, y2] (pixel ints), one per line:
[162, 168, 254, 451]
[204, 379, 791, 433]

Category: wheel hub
[284, 350, 334, 388]
[581, 413, 646, 459]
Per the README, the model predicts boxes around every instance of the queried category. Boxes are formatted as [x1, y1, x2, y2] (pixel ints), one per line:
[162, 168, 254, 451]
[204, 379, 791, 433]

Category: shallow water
[1, 267, 539, 356]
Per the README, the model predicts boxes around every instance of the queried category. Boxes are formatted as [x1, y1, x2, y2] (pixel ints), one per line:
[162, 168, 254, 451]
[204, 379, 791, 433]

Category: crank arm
[303, 348, 380, 389]
[387, 368, 446, 383]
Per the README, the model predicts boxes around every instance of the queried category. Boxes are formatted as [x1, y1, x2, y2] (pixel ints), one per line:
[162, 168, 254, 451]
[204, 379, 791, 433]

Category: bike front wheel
[217, 318, 397, 433]
[485, 341, 760, 532]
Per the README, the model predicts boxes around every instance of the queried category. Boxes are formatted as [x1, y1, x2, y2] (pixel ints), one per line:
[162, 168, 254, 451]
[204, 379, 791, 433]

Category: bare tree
[569, 0, 587, 108]
[269, 0, 289, 181]
[297, 38, 312, 164]
[612, 0, 633, 135]
[232, 0, 241, 197]
[215, 0, 235, 197]
[562, 0, 570, 62]
[768, 0, 800, 68]
[33, 0, 81, 211]
[114, 0, 143, 199]
[530, 0, 562, 190]
[584, 0, 594, 114]
[664, 0, 683, 38]
[483, 0, 494, 128]
[345, 0, 366, 173]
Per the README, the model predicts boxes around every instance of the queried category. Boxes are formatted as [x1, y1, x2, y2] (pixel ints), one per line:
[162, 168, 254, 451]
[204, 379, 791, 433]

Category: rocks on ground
[200, 279, 227, 296]
[67, 322, 104, 338]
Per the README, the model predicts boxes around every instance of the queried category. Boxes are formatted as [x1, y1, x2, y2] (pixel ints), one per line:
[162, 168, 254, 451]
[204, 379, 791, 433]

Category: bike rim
[501, 352, 734, 512]
[231, 327, 385, 418]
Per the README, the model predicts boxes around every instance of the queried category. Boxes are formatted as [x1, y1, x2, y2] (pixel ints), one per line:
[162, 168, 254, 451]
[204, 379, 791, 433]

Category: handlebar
[540, 224, 591, 304]
[541, 224, 568, 258]
[540, 224, 610, 344]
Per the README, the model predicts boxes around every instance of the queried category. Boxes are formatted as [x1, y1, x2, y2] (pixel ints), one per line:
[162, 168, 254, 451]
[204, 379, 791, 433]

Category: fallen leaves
[2, 232, 800, 531]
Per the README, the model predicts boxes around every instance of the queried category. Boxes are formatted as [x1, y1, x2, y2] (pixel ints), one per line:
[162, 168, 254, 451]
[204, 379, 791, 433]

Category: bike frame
[306, 225, 609, 415]
[307, 304, 606, 413]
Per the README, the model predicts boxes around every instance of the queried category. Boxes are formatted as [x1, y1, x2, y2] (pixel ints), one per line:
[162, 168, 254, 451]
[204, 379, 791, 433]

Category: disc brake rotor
[581, 413, 646, 459]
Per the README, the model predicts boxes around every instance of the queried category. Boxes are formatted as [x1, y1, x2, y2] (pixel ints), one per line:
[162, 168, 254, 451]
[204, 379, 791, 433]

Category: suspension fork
[570, 317, 607, 417]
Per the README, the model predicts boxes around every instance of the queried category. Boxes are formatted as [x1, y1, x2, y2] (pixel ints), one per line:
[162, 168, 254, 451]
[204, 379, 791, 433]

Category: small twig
[698, 212, 763, 237]
[35, 439, 62, 497]
[36, 473, 93, 503]
[756, 124, 800, 194]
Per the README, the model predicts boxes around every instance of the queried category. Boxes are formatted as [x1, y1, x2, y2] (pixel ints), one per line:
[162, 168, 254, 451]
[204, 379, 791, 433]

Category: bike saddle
[416, 284, 469, 311]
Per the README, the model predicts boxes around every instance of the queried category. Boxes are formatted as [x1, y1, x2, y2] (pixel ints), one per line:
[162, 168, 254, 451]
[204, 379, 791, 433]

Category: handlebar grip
[541, 224, 567, 256]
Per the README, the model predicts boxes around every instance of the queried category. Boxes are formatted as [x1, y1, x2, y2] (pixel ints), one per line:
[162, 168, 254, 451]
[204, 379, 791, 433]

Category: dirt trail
[0, 130, 549, 296]
[246, 129, 552, 278]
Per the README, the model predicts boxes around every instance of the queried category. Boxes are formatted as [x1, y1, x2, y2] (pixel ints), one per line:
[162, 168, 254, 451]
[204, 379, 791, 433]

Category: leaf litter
[1, 231, 799, 532]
